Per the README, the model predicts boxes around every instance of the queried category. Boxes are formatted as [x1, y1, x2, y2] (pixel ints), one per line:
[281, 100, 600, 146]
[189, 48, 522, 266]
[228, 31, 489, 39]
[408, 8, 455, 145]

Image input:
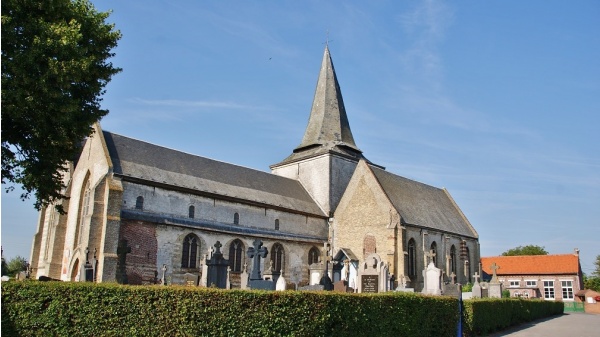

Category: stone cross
[247, 239, 268, 280]
[214, 241, 223, 254]
[425, 249, 436, 265]
[473, 271, 480, 284]
[490, 262, 500, 283]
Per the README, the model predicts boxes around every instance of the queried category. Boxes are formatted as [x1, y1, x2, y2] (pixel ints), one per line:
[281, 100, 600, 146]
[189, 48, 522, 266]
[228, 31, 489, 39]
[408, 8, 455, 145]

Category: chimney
[574, 248, 580, 256]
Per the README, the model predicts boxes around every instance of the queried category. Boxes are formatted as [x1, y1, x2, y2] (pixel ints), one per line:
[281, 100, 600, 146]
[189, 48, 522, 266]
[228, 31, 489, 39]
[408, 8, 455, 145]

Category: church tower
[271, 46, 380, 216]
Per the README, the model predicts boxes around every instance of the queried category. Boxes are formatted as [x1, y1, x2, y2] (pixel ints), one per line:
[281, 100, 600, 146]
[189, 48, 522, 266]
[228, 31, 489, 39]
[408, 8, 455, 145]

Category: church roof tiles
[103, 131, 326, 217]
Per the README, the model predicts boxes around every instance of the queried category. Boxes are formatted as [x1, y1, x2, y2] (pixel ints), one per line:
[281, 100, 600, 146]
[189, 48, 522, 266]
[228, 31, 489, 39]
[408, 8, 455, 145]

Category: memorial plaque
[362, 275, 379, 293]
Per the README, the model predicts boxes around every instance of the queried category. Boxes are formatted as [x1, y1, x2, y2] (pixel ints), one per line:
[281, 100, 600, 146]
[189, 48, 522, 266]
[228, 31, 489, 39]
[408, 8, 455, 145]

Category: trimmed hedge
[462, 298, 564, 336]
[2, 282, 458, 337]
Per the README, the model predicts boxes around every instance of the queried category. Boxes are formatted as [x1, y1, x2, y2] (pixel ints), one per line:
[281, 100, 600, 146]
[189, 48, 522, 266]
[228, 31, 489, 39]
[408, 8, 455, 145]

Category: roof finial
[324, 30, 333, 46]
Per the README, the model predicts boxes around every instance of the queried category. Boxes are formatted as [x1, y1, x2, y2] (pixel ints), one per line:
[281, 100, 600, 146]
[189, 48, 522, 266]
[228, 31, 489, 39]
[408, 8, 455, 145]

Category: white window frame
[543, 280, 555, 300]
[560, 280, 574, 301]
[509, 280, 520, 288]
[525, 280, 537, 287]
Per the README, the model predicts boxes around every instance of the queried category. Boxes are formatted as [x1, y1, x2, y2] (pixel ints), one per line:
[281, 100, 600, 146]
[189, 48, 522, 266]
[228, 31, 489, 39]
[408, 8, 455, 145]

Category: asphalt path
[483, 312, 600, 337]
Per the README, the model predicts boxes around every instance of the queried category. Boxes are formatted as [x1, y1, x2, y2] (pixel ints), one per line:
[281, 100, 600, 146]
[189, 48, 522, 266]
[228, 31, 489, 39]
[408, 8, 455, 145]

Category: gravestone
[240, 262, 249, 290]
[247, 239, 275, 290]
[333, 280, 353, 293]
[309, 262, 324, 285]
[395, 274, 414, 293]
[161, 264, 168, 285]
[183, 273, 199, 287]
[422, 262, 442, 295]
[275, 272, 286, 291]
[488, 262, 502, 298]
[116, 239, 131, 284]
[471, 272, 482, 298]
[200, 256, 208, 287]
[358, 253, 384, 293]
[205, 241, 230, 289]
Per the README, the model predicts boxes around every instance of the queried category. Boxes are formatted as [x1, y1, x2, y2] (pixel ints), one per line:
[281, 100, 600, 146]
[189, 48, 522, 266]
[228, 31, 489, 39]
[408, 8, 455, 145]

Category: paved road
[484, 312, 600, 337]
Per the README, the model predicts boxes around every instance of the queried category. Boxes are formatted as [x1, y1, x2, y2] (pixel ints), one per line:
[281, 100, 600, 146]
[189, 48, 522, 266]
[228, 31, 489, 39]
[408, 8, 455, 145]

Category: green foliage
[584, 276, 600, 292]
[462, 283, 473, 292]
[502, 289, 511, 298]
[5, 256, 28, 277]
[1, 282, 459, 337]
[501, 245, 548, 256]
[593, 255, 600, 278]
[462, 298, 564, 336]
[1, 0, 121, 211]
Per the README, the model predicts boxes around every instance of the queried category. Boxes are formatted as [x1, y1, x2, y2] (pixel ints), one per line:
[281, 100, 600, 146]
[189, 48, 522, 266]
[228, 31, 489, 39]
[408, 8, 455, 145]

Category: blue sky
[2, 0, 599, 275]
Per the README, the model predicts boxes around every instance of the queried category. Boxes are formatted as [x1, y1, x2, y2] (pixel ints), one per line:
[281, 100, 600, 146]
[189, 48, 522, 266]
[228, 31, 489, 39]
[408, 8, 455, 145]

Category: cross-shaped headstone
[490, 262, 500, 283]
[473, 271, 480, 284]
[425, 249, 436, 265]
[214, 241, 223, 254]
[247, 239, 268, 280]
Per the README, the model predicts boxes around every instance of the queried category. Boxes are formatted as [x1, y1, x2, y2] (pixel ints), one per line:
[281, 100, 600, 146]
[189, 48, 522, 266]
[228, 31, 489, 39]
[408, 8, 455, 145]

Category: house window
[543, 280, 555, 300]
[271, 243, 284, 273]
[233, 212, 239, 225]
[407, 239, 416, 278]
[228, 239, 244, 272]
[181, 234, 199, 268]
[188, 205, 195, 219]
[509, 280, 520, 288]
[308, 246, 320, 265]
[526, 280, 537, 287]
[275, 219, 280, 230]
[561, 280, 574, 300]
[430, 241, 437, 266]
[135, 196, 144, 210]
[450, 245, 457, 274]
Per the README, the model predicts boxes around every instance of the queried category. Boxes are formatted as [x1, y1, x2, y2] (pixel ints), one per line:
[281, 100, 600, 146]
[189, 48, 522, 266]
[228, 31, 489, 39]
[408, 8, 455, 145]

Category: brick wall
[120, 220, 158, 285]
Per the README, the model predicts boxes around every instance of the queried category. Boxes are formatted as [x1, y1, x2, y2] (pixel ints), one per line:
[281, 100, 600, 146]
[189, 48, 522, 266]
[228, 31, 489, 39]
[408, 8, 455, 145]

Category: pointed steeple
[295, 45, 360, 153]
[272, 46, 371, 168]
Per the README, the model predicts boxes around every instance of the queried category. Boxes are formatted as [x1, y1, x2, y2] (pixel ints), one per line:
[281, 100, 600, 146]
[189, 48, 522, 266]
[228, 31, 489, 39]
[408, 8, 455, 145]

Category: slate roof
[370, 165, 478, 238]
[102, 131, 326, 217]
[480, 254, 581, 275]
[273, 46, 370, 167]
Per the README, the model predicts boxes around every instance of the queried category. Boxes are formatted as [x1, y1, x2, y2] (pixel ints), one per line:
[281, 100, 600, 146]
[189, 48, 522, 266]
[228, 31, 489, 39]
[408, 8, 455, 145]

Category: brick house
[480, 250, 583, 301]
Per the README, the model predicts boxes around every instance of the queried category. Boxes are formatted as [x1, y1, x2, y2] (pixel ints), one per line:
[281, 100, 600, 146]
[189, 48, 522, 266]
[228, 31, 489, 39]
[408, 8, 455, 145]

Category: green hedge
[2, 282, 458, 337]
[462, 298, 564, 336]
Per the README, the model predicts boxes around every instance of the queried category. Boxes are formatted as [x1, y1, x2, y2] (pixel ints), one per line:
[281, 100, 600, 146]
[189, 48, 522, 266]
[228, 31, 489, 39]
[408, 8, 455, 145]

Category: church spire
[295, 45, 361, 153]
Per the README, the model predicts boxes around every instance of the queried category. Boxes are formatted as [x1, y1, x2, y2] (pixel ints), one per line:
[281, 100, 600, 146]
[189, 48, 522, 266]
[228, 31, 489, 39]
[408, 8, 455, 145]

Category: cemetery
[2, 244, 564, 336]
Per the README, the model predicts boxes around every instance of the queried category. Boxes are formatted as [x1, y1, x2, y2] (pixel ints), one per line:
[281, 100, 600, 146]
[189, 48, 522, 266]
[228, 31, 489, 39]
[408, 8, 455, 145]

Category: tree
[1, 0, 121, 211]
[593, 255, 600, 278]
[501, 245, 548, 256]
[6, 256, 28, 277]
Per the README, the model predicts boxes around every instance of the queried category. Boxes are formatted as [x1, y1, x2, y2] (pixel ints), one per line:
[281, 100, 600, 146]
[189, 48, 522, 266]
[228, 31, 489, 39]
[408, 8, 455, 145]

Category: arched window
[229, 239, 244, 272]
[188, 205, 195, 219]
[135, 196, 144, 210]
[233, 212, 239, 225]
[74, 176, 91, 249]
[450, 245, 457, 274]
[407, 239, 416, 277]
[308, 246, 320, 265]
[271, 243, 284, 273]
[275, 219, 280, 230]
[181, 234, 199, 268]
[363, 234, 376, 256]
[430, 241, 437, 266]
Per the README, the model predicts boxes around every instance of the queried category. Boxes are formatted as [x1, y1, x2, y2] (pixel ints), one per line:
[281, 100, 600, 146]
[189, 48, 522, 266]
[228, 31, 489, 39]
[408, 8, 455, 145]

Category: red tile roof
[481, 254, 580, 275]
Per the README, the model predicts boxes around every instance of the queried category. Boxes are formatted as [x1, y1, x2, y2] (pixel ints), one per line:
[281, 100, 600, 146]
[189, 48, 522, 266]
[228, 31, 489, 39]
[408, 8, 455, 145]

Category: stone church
[30, 46, 479, 291]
